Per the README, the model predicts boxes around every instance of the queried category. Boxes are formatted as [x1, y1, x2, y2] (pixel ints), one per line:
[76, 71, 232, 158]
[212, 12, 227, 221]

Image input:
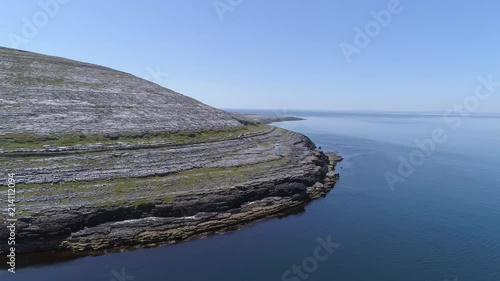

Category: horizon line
[223, 108, 500, 115]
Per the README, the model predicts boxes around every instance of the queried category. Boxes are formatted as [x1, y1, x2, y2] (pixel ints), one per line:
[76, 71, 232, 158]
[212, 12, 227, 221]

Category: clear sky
[1, 0, 500, 112]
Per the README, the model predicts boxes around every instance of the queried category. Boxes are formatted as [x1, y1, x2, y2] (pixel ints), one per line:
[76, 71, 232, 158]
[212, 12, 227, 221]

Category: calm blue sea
[3, 111, 500, 281]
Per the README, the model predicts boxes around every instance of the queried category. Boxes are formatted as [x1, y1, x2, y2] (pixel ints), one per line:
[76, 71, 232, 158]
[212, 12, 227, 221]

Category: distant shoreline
[225, 109, 500, 119]
[229, 113, 305, 124]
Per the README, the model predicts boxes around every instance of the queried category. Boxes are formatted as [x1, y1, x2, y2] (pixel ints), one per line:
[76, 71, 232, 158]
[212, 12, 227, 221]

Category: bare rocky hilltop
[0, 47, 341, 258]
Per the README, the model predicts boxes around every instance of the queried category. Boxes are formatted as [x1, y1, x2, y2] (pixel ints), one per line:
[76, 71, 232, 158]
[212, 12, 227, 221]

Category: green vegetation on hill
[0, 124, 269, 151]
[7, 157, 289, 218]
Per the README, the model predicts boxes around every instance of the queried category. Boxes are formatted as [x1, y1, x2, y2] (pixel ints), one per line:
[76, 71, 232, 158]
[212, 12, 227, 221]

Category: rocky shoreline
[6, 151, 341, 267]
[0, 46, 343, 262]
[0, 131, 342, 258]
[58, 152, 342, 255]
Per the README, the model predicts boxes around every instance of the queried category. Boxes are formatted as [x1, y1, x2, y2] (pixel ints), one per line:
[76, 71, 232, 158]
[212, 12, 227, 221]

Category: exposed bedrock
[0, 47, 342, 257]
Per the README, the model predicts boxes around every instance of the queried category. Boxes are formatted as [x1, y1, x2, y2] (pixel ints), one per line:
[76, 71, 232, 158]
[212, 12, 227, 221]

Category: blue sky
[1, 0, 500, 112]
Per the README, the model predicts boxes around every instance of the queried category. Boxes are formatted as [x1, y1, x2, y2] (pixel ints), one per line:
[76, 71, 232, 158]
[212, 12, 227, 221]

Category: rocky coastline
[0, 46, 342, 261]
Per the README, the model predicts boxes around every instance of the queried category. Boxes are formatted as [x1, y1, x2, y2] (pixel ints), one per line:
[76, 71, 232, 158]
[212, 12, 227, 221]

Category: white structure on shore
[274, 144, 281, 156]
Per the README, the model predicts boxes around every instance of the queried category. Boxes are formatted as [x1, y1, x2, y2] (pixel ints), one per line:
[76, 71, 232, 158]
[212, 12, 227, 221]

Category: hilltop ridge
[0, 46, 242, 136]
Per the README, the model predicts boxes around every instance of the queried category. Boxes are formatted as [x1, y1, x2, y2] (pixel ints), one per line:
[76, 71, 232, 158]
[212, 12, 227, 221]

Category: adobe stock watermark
[339, 0, 411, 63]
[110, 268, 135, 281]
[6, 174, 17, 274]
[281, 235, 340, 281]
[213, 0, 243, 21]
[7, 0, 71, 49]
[385, 74, 500, 191]
[145, 65, 169, 85]
[272, 106, 292, 129]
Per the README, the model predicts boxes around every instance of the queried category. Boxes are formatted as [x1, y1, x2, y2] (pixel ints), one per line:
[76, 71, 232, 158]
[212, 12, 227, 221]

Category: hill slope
[0, 47, 341, 258]
[0, 46, 242, 135]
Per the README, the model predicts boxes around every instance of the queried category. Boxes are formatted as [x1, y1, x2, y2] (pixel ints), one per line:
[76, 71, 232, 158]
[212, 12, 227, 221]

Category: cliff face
[0, 47, 341, 257]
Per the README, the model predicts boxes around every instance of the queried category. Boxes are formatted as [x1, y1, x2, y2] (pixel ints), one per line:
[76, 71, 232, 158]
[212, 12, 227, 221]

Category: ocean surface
[3, 111, 500, 281]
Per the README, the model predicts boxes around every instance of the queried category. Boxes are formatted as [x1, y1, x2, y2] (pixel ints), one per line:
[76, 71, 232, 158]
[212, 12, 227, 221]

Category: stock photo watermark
[339, 0, 412, 63]
[272, 106, 292, 129]
[213, 0, 243, 21]
[110, 268, 135, 281]
[5, 174, 17, 274]
[281, 235, 340, 281]
[145, 65, 169, 85]
[7, 0, 71, 48]
[385, 74, 500, 191]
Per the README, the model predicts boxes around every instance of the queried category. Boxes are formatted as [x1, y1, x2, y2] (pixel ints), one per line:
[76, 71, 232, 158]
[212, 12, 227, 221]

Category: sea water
[4, 111, 500, 281]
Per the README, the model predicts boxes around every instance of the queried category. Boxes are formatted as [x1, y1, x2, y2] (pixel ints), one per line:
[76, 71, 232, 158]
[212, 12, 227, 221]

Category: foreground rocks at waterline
[0, 47, 342, 256]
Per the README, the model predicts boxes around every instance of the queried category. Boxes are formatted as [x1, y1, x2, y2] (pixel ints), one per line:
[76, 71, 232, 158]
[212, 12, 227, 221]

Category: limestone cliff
[0, 47, 341, 258]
